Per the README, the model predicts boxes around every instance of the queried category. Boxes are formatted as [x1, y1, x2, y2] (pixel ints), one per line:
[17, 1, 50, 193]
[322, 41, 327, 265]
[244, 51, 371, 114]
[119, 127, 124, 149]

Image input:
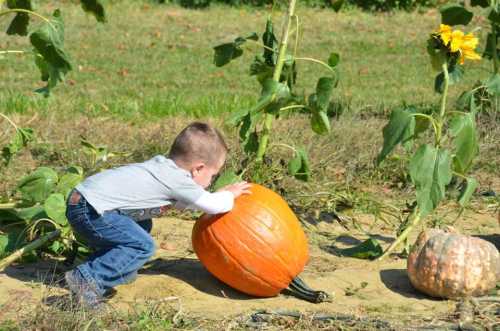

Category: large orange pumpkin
[192, 184, 310, 297]
[407, 229, 500, 299]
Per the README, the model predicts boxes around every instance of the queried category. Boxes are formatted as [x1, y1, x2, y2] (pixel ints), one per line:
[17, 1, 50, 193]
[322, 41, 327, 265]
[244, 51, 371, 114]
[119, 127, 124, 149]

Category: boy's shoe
[64, 270, 106, 311]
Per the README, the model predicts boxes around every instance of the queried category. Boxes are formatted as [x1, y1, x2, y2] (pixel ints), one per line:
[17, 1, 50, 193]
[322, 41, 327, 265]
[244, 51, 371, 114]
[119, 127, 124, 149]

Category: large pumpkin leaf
[376, 108, 415, 165]
[0, 209, 24, 224]
[1, 127, 34, 165]
[44, 193, 67, 226]
[29, 9, 72, 96]
[449, 112, 478, 174]
[6, 0, 33, 36]
[80, 0, 106, 22]
[338, 238, 383, 260]
[17, 167, 58, 203]
[56, 167, 84, 198]
[15, 205, 46, 221]
[0, 227, 27, 257]
[440, 4, 473, 26]
[409, 145, 452, 218]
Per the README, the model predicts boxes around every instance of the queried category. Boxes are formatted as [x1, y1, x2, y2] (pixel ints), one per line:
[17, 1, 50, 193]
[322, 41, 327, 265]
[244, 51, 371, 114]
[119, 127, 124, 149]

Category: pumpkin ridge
[434, 234, 454, 295]
[207, 220, 288, 291]
[241, 197, 304, 273]
[225, 203, 296, 280]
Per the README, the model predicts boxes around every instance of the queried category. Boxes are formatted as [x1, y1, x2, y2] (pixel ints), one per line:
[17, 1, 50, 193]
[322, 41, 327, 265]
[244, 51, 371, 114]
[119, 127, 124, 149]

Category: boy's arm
[174, 191, 234, 214]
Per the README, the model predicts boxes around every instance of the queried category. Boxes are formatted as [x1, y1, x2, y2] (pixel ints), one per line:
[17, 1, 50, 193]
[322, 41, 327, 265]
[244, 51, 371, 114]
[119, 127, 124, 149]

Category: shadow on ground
[140, 257, 253, 300]
[379, 269, 439, 301]
[2, 260, 67, 286]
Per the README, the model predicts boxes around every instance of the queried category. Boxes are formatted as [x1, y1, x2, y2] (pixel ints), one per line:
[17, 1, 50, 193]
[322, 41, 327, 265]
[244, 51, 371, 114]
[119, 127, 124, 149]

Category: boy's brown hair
[169, 122, 228, 166]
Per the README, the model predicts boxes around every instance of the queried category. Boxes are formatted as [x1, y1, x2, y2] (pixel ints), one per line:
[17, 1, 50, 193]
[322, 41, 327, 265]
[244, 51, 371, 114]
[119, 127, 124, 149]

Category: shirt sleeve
[175, 191, 234, 214]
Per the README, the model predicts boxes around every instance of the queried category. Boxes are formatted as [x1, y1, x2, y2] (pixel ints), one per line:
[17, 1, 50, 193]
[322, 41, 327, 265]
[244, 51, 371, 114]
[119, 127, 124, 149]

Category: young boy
[64, 122, 251, 308]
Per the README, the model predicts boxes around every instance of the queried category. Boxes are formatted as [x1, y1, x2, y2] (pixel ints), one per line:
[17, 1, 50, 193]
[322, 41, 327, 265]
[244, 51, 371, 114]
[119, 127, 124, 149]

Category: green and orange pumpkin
[192, 184, 325, 301]
[407, 229, 500, 299]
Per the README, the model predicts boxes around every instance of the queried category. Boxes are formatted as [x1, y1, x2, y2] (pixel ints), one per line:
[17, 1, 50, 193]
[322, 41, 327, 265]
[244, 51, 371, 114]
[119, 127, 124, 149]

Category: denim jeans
[66, 190, 156, 296]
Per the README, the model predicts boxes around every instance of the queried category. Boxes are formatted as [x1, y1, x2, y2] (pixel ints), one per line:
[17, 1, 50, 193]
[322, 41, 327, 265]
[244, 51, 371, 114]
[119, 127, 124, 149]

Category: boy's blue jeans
[66, 190, 156, 296]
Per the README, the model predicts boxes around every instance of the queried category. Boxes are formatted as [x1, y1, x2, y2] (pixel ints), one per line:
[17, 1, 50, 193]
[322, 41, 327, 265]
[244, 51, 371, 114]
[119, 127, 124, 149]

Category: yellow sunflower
[437, 24, 481, 64]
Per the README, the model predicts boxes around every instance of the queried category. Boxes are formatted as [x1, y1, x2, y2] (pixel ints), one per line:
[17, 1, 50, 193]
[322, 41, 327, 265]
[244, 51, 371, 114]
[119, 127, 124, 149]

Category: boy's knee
[140, 236, 156, 257]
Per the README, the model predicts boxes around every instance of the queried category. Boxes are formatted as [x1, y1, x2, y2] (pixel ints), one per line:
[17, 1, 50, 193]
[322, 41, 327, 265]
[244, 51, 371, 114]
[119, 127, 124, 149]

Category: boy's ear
[191, 162, 205, 176]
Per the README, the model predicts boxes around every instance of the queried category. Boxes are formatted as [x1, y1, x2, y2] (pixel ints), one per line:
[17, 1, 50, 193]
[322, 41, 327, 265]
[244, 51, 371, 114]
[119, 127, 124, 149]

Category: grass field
[0, 2, 499, 330]
[0, 1, 494, 119]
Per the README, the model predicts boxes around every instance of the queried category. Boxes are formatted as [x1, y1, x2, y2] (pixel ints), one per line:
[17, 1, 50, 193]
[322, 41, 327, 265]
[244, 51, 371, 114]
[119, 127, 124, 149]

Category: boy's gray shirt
[76, 155, 205, 219]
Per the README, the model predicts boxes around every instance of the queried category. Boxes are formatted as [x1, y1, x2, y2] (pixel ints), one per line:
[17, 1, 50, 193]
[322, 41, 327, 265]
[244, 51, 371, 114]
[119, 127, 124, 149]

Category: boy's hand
[218, 181, 252, 198]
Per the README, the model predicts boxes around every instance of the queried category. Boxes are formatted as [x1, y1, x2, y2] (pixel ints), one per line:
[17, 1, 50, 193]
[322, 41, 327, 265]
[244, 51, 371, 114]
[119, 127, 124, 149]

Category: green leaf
[0, 228, 26, 257]
[213, 43, 243, 67]
[6, 0, 33, 36]
[243, 132, 259, 154]
[331, 0, 344, 12]
[456, 89, 476, 110]
[0, 209, 23, 223]
[449, 112, 478, 174]
[316, 77, 336, 110]
[226, 108, 249, 126]
[311, 110, 330, 135]
[409, 145, 452, 218]
[50, 240, 61, 254]
[376, 108, 415, 165]
[440, 4, 473, 26]
[262, 18, 277, 66]
[0, 234, 8, 256]
[213, 33, 258, 67]
[17, 167, 58, 203]
[56, 170, 84, 198]
[485, 73, 500, 96]
[470, 0, 489, 7]
[482, 32, 500, 60]
[250, 55, 274, 85]
[434, 64, 464, 94]
[488, 8, 500, 25]
[80, 0, 106, 23]
[1, 127, 34, 165]
[338, 238, 383, 260]
[15, 205, 45, 221]
[44, 193, 67, 226]
[458, 177, 478, 207]
[212, 170, 240, 191]
[328, 52, 340, 68]
[29, 9, 73, 96]
[288, 148, 310, 181]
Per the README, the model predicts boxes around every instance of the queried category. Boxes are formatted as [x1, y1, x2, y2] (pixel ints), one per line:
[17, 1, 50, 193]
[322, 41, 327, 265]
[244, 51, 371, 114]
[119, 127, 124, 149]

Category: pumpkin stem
[285, 276, 331, 303]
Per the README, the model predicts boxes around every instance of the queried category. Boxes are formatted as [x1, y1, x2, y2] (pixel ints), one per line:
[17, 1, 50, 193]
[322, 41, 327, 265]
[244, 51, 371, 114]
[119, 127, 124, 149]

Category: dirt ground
[0, 207, 498, 329]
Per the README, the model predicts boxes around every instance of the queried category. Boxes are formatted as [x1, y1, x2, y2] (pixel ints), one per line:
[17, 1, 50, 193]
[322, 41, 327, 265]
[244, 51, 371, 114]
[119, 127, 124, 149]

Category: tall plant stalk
[256, 0, 297, 162]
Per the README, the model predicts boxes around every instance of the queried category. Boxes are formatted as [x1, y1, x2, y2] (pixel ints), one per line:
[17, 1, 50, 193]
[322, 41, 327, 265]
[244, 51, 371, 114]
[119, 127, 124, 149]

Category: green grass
[0, 1, 493, 120]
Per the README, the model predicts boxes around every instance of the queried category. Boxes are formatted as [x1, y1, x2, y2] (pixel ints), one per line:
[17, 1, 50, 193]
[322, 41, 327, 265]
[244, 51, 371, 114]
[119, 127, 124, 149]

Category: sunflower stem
[437, 62, 449, 146]
[256, 0, 297, 162]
